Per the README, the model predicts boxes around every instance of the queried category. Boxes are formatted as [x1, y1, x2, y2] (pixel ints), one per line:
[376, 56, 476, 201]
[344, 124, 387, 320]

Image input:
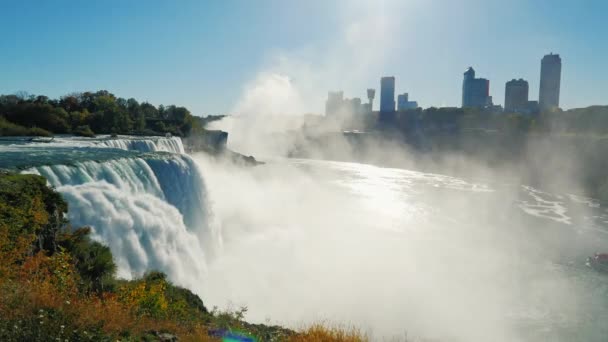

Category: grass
[288, 323, 368, 342]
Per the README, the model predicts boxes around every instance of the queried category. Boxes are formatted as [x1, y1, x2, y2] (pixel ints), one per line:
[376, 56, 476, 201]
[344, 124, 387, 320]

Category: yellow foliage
[29, 195, 49, 227]
[289, 323, 368, 342]
[118, 278, 170, 317]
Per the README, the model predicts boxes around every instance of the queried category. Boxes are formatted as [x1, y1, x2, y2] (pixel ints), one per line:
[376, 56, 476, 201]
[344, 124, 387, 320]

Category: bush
[73, 125, 95, 137]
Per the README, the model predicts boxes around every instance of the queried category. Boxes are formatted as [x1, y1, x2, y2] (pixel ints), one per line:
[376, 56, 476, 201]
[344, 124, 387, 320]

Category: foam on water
[97, 137, 185, 153]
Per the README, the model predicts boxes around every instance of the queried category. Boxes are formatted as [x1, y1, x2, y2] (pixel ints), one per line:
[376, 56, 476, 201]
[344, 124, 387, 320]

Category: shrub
[73, 125, 95, 137]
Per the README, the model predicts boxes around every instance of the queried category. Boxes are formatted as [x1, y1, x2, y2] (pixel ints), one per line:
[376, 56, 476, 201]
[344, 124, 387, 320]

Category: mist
[197, 1, 608, 341]
[200, 47, 608, 340]
[193, 145, 608, 341]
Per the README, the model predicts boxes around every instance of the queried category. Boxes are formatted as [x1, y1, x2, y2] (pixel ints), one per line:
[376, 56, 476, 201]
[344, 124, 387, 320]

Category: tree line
[0, 90, 206, 137]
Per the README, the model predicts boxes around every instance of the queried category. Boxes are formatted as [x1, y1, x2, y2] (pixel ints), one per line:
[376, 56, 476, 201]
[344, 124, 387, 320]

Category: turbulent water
[195, 157, 608, 342]
[2, 135, 608, 341]
[1, 136, 216, 293]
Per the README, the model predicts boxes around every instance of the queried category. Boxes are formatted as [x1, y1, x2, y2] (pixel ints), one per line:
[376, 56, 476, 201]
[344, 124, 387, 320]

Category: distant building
[526, 100, 540, 114]
[539, 53, 561, 110]
[504, 79, 529, 112]
[367, 88, 375, 112]
[345, 97, 363, 115]
[380, 77, 396, 113]
[462, 67, 491, 108]
[325, 91, 344, 116]
[397, 93, 418, 111]
[325, 91, 367, 117]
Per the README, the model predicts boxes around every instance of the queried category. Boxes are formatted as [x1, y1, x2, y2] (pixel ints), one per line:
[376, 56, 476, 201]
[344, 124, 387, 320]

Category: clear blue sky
[0, 0, 606, 115]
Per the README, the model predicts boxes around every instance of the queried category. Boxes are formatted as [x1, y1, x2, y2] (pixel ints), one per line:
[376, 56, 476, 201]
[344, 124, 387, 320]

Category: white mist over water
[5, 135, 608, 341]
[194, 155, 608, 342]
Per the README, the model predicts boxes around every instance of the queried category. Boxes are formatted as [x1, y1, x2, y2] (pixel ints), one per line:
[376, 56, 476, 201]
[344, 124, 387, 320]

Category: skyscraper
[380, 77, 395, 113]
[505, 79, 529, 112]
[462, 67, 491, 108]
[325, 91, 344, 116]
[539, 53, 562, 110]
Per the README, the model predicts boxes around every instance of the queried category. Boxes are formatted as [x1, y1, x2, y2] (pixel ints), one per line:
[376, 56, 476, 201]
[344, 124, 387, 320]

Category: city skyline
[0, 0, 607, 116]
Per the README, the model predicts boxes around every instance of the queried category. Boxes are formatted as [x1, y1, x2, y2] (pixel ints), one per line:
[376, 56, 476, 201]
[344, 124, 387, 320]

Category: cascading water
[97, 137, 186, 154]
[11, 137, 215, 294]
[6, 135, 187, 154]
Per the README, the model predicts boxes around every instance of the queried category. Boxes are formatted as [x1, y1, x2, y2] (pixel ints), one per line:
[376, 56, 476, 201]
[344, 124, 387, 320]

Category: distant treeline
[0, 90, 221, 137]
[387, 105, 608, 136]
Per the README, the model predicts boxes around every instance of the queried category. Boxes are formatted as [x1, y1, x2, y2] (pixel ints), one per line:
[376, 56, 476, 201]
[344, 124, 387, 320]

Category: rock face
[183, 129, 228, 153]
[149, 331, 179, 342]
[157, 332, 179, 342]
[183, 130, 262, 166]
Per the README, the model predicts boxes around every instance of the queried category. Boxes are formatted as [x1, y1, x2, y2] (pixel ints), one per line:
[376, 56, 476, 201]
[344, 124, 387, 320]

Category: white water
[24, 156, 213, 292]
[97, 136, 185, 154]
[195, 156, 608, 342]
[3, 135, 186, 154]
[10, 137, 215, 295]
[5, 135, 608, 341]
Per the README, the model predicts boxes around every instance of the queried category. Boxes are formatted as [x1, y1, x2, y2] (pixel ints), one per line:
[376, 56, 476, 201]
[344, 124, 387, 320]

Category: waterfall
[97, 137, 185, 154]
[25, 154, 215, 294]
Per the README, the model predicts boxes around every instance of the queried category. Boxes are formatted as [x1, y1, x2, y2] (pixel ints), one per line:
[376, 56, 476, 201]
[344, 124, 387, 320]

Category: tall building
[325, 91, 344, 116]
[397, 93, 418, 111]
[380, 77, 395, 113]
[462, 67, 491, 108]
[505, 79, 529, 112]
[539, 53, 561, 110]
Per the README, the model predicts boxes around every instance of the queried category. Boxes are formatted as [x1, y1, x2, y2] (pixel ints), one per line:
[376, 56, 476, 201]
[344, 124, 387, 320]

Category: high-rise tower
[539, 53, 561, 110]
[380, 77, 395, 113]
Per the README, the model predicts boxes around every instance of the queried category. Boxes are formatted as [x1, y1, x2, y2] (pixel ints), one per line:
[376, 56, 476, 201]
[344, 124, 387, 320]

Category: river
[1, 136, 607, 341]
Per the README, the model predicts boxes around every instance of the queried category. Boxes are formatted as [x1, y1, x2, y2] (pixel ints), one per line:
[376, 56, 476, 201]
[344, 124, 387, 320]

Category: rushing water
[195, 157, 608, 342]
[2, 136, 608, 341]
[1, 136, 216, 294]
